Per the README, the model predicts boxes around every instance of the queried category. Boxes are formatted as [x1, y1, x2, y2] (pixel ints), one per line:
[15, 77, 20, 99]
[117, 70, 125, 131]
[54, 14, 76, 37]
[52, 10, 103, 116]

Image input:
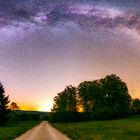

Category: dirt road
[15, 121, 71, 140]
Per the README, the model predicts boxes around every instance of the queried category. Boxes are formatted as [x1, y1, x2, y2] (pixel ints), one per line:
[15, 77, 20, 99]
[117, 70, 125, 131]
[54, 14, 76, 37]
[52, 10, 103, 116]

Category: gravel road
[15, 121, 71, 140]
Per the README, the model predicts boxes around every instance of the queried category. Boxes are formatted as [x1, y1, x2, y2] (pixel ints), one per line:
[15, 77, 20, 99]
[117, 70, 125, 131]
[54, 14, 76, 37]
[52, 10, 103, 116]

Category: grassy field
[0, 121, 40, 140]
[52, 115, 140, 140]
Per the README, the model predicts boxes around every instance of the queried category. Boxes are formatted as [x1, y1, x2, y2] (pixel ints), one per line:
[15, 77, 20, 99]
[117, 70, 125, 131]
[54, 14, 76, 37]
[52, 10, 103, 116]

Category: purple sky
[0, 0, 140, 111]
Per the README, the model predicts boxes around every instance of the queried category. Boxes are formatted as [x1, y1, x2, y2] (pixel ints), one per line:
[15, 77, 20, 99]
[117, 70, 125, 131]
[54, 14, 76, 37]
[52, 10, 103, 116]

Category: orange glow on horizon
[37, 101, 53, 112]
[19, 104, 38, 111]
[17, 101, 53, 112]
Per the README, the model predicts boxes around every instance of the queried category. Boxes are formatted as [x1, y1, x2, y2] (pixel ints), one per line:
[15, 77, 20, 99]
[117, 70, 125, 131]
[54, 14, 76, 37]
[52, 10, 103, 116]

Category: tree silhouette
[0, 82, 10, 125]
[89, 80, 102, 112]
[64, 85, 77, 112]
[77, 81, 93, 113]
[52, 91, 68, 112]
[132, 98, 140, 114]
[99, 74, 132, 118]
[52, 85, 77, 112]
[51, 74, 132, 120]
[10, 102, 20, 110]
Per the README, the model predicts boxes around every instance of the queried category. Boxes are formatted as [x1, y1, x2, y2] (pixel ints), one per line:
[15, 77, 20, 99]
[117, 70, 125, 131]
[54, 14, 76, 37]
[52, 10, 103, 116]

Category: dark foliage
[19, 113, 40, 121]
[94, 74, 132, 118]
[0, 83, 10, 125]
[51, 74, 132, 122]
[132, 98, 140, 114]
[10, 102, 20, 110]
[48, 112, 89, 123]
[52, 85, 77, 112]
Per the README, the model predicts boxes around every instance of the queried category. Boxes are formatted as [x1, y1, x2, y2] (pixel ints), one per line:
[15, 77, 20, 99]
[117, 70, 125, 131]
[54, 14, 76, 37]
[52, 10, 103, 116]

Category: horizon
[0, 0, 140, 111]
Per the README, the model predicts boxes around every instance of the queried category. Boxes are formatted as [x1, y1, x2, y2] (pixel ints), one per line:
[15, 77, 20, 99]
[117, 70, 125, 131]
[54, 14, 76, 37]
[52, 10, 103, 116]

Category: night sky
[0, 0, 140, 111]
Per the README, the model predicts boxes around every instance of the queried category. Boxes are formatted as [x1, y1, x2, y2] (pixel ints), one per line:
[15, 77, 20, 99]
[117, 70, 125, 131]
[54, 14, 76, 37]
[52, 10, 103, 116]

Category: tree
[51, 74, 132, 121]
[132, 98, 140, 114]
[10, 102, 20, 110]
[51, 85, 77, 112]
[51, 91, 68, 112]
[0, 82, 10, 125]
[64, 85, 77, 112]
[100, 74, 132, 118]
[77, 81, 93, 113]
[89, 80, 103, 112]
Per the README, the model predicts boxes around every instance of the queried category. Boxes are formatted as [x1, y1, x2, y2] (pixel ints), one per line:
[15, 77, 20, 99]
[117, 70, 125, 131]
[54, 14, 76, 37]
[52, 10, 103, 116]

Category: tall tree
[65, 85, 77, 112]
[51, 91, 68, 112]
[89, 80, 102, 112]
[0, 82, 10, 125]
[77, 81, 93, 113]
[100, 74, 132, 118]
[51, 85, 77, 112]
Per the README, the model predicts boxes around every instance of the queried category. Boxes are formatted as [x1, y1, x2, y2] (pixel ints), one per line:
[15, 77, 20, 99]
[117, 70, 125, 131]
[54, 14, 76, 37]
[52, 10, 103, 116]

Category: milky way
[0, 0, 140, 34]
[0, 0, 140, 111]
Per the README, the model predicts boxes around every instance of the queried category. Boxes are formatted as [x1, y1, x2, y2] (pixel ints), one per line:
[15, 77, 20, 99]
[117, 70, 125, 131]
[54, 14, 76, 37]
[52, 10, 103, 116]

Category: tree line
[1, 74, 140, 124]
[0, 82, 44, 126]
[50, 74, 140, 122]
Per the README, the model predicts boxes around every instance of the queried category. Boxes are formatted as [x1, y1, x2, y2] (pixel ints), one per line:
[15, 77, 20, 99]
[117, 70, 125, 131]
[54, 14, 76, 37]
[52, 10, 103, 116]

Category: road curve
[15, 121, 71, 140]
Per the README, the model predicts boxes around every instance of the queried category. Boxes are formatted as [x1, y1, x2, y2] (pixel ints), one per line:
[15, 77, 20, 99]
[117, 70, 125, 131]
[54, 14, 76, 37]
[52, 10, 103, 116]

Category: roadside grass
[0, 121, 40, 140]
[52, 115, 140, 140]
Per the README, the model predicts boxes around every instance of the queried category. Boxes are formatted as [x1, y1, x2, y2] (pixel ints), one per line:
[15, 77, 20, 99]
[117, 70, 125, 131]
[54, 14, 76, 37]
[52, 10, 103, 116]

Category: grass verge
[52, 115, 140, 140]
[0, 121, 40, 140]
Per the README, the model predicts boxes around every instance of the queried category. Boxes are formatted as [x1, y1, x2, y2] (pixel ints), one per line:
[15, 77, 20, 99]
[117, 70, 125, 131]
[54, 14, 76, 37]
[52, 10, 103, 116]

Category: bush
[19, 113, 40, 121]
[8, 111, 20, 123]
[48, 111, 131, 123]
[48, 112, 95, 122]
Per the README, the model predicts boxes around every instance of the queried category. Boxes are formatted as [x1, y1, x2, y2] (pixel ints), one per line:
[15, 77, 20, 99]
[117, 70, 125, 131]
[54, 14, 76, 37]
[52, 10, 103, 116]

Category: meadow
[52, 115, 140, 140]
[0, 121, 40, 140]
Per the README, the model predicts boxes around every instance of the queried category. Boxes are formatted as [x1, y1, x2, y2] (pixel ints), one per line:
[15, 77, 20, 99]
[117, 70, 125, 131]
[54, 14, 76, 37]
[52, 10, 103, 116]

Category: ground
[15, 121, 70, 140]
[0, 121, 40, 140]
[1, 116, 140, 140]
[52, 115, 140, 140]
